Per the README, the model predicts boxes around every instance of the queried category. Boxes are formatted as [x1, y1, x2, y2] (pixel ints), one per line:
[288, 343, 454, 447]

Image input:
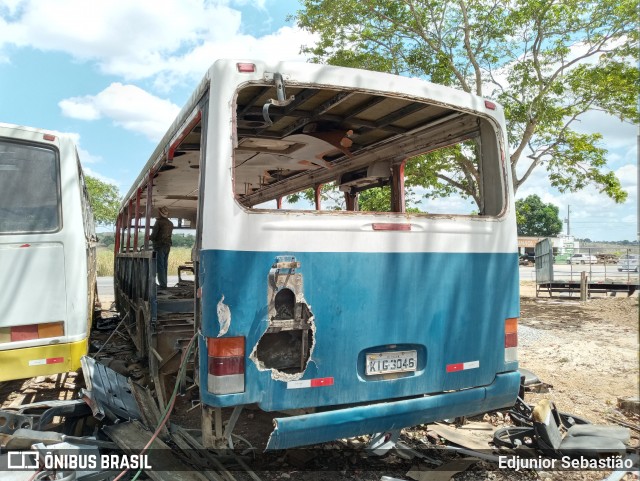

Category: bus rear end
[196, 60, 520, 448]
[0, 124, 92, 381]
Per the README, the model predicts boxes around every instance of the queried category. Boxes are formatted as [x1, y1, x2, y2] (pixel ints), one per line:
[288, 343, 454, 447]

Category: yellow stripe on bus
[0, 339, 88, 382]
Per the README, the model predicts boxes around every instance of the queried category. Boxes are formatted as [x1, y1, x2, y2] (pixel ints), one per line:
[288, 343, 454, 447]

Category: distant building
[518, 235, 579, 256]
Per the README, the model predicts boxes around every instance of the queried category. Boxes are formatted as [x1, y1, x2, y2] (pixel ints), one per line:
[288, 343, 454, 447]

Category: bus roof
[120, 59, 503, 210]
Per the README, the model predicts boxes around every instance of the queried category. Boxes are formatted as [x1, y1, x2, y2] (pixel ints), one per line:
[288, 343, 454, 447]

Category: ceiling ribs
[237, 87, 271, 119]
[277, 91, 356, 138]
[254, 88, 323, 135]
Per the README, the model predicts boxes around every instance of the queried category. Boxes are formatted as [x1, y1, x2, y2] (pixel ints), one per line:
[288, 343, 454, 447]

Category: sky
[0, 0, 636, 242]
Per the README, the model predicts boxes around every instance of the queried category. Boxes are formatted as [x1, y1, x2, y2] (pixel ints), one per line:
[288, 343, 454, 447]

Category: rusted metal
[4, 429, 117, 450]
[144, 170, 153, 250]
[126, 198, 133, 252]
[103, 420, 210, 481]
[128, 381, 170, 440]
[172, 423, 264, 481]
[133, 187, 141, 250]
[391, 161, 406, 213]
[0, 410, 38, 434]
[254, 257, 314, 375]
[80, 356, 142, 422]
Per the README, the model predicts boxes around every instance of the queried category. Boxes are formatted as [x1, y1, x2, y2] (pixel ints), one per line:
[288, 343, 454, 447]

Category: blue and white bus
[115, 59, 520, 449]
[0, 123, 97, 381]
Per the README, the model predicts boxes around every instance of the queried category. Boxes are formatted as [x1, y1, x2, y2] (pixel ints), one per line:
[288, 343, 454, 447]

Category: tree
[85, 176, 120, 226]
[295, 0, 638, 205]
[515, 194, 563, 236]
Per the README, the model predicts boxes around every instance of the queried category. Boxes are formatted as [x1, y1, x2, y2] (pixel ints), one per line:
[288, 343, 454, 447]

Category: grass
[96, 247, 193, 277]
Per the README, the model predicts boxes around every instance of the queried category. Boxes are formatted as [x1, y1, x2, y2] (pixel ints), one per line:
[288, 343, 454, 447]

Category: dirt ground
[518, 282, 639, 425]
[1, 283, 638, 481]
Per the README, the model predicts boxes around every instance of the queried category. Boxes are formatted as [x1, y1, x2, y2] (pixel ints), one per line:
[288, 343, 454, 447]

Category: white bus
[115, 60, 519, 449]
[0, 123, 97, 381]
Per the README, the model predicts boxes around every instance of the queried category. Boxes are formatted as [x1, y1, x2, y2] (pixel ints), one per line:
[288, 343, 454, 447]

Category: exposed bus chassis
[114, 252, 196, 409]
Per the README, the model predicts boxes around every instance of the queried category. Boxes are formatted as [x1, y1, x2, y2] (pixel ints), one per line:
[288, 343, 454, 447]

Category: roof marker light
[372, 223, 411, 231]
[43, 134, 56, 141]
[484, 100, 496, 110]
[237, 63, 256, 73]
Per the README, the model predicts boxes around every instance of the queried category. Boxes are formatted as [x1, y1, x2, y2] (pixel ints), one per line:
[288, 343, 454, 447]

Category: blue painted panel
[266, 371, 520, 449]
[199, 250, 519, 411]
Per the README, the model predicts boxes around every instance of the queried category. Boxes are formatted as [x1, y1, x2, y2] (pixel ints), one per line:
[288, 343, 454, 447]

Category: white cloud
[0, 0, 23, 16]
[615, 164, 637, 189]
[231, 0, 267, 9]
[0, 0, 238, 75]
[150, 26, 316, 91]
[58, 99, 101, 121]
[515, 163, 637, 241]
[59, 83, 180, 141]
[77, 146, 101, 165]
[0, 0, 312, 87]
[572, 110, 637, 151]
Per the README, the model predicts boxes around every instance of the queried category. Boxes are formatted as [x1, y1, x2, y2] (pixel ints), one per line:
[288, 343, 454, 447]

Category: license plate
[366, 350, 417, 375]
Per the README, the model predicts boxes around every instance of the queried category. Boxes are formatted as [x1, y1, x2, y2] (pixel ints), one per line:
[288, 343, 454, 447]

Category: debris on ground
[1, 292, 638, 481]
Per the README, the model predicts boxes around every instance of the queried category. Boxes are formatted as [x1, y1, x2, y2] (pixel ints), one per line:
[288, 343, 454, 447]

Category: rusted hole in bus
[252, 258, 315, 379]
[255, 329, 313, 374]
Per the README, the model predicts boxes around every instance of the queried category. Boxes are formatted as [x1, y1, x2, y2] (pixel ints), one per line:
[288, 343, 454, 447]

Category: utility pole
[565, 205, 571, 236]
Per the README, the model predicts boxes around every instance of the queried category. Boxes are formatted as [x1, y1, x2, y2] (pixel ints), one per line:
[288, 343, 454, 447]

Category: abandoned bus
[114, 59, 520, 449]
[0, 123, 97, 382]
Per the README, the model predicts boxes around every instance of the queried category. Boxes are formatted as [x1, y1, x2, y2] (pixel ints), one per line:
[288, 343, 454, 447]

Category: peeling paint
[216, 295, 231, 337]
[266, 419, 278, 451]
[251, 256, 316, 381]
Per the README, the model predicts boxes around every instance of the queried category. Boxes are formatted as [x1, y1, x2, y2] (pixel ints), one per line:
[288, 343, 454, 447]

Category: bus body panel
[114, 60, 519, 448]
[199, 249, 519, 410]
[198, 59, 515, 254]
[0, 123, 94, 380]
[266, 371, 521, 449]
[0, 339, 87, 382]
[0, 243, 67, 342]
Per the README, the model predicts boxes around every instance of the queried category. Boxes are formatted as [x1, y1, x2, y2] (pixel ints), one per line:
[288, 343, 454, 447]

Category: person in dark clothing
[150, 206, 173, 288]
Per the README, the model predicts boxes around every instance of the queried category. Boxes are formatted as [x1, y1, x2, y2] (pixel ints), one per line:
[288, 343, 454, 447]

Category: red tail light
[208, 357, 245, 376]
[4, 322, 65, 343]
[207, 337, 245, 394]
[505, 318, 518, 347]
[504, 318, 518, 362]
[11, 324, 39, 342]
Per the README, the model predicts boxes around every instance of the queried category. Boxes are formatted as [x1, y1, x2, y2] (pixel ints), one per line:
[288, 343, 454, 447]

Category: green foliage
[96, 232, 195, 248]
[358, 186, 392, 212]
[171, 234, 196, 248]
[515, 194, 563, 236]
[295, 0, 638, 204]
[287, 182, 347, 210]
[97, 232, 115, 248]
[85, 176, 121, 226]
